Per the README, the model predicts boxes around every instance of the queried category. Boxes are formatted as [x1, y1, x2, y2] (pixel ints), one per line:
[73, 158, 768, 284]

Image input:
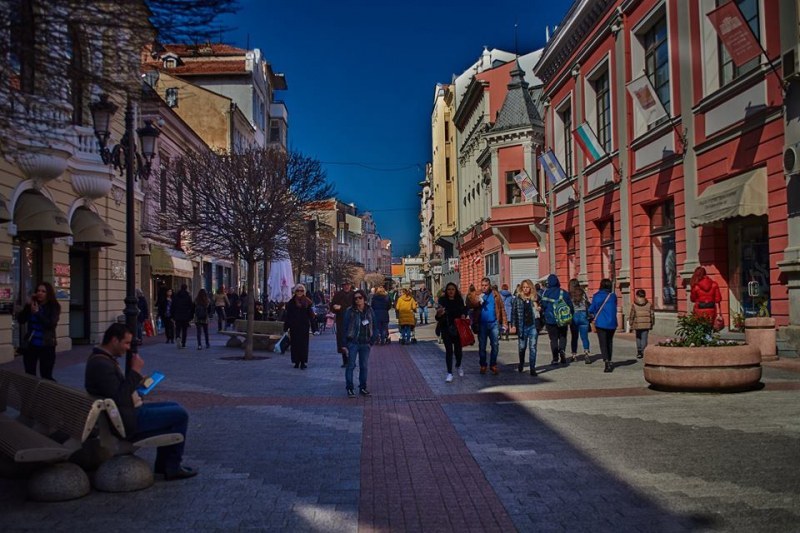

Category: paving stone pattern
[0, 323, 798, 532]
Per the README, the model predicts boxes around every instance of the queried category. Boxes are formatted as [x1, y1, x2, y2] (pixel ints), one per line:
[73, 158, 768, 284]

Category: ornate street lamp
[91, 94, 160, 373]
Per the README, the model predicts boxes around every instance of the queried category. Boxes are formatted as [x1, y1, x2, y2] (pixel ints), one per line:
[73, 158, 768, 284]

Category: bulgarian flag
[573, 122, 606, 164]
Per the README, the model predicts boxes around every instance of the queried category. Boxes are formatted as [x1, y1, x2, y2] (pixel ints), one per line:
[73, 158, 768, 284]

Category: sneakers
[457, 366, 464, 377]
[584, 352, 593, 364]
[347, 389, 356, 398]
[445, 373, 453, 383]
[530, 369, 538, 377]
[604, 361, 614, 373]
[490, 365, 499, 375]
[479, 365, 487, 374]
[570, 353, 577, 362]
[636, 352, 644, 359]
[359, 388, 371, 397]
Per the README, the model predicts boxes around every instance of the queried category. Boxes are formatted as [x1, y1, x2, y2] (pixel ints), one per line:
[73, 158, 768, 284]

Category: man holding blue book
[85, 323, 197, 480]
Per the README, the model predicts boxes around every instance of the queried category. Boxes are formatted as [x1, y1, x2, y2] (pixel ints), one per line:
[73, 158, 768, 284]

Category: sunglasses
[354, 296, 364, 300]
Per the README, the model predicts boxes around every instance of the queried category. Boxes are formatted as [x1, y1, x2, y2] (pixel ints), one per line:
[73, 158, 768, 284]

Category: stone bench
[220, 319, 284, 350]
[0, 369, 106, 501]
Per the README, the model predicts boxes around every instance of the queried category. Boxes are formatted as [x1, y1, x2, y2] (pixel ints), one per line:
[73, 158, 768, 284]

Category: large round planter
[643, 343, 762, 392]
[744, 317, 778, 361]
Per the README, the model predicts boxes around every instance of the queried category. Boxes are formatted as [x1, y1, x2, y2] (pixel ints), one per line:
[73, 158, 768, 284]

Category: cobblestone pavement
[1, 322, 798, 532]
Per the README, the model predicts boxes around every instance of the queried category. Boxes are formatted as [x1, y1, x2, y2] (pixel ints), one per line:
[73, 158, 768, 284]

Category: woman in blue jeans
[568, 278, 591, 363]
[343, 289, 378, 398]
[510, 279, 541, 376]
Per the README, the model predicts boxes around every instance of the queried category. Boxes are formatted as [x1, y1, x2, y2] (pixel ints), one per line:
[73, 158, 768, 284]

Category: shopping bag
[143, 318, 155, 337]
[713, 314, 725, 332]
[454, 318, 475, 347]
[274, 332, 291, 354]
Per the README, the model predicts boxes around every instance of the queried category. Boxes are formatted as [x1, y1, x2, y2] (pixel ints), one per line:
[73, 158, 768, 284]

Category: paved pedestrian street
[1, 324, 799, 532]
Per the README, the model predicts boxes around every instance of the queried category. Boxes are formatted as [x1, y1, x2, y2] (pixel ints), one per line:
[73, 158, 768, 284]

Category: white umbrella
[268, 259, 295, 303]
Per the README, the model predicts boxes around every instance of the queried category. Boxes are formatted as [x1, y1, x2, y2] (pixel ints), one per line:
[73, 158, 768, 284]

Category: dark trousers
[215, 306, 226, 331]
[196, 323, 209, 347]
[442, 333, 463, 373]
[163, 318, 175, 342]
[545, 324, 568, 361]
[23, 345, 56, 380]
[335, 319, 348, 364]
[175, 320, 189, 347]
[596, 327, 615, 361]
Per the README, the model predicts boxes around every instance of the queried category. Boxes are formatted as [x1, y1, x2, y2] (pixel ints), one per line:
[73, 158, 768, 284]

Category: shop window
[650, 200, 677, 310]
[564, 231, 577, 280]
[717, 0, 760, 86]
[599, 219, 615, 280]
[485, 252, 499, 277]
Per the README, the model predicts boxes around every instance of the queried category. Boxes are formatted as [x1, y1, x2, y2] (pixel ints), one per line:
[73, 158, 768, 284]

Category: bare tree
[327, 251, 359, 290]
[363, 272, 386, 289]
[284, 215, 333, 288]
[0, 0, 237, 157]
[165, 147, 332, 359]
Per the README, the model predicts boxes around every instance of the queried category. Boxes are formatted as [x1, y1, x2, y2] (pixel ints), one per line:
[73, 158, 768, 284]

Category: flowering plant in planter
[657, 313, 742, 348]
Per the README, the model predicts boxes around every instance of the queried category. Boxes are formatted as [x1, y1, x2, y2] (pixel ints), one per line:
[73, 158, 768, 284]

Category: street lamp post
[90, 94, 160, 374]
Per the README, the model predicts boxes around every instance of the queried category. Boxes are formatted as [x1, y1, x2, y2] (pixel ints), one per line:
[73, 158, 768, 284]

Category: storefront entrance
[11, 240, 42, 349]
[69, 249, 91, 344]
[728, 216, 770, 319]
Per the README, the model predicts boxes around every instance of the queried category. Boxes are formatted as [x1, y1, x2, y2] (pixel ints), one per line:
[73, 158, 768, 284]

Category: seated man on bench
[85, 323, 198, 481]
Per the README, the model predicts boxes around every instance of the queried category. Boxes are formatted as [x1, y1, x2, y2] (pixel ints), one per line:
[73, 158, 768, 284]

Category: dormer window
[166, 88, 178, 108]
[164, 57, 177, 68]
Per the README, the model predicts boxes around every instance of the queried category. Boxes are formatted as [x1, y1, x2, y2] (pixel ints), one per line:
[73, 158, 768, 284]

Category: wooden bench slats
[32, 381, 106, 443]
[0, 419, 71, 463]
[0, 371, 39, 418]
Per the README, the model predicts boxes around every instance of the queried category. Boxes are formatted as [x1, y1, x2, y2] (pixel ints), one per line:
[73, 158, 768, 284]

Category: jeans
[23, 345, 56, 380]
[570, 311, 591, 353]
[400, 325, 412, 343]
[196, 322, 209, 347]
[518, 324, 538, 368]
[375, 319, 389, 342]
[134, 401, 189, 473]
[136, 321, 144, 342]
[345, 342, 371, 391]
[545, 323, 568, 362]
[418, 306, 428, 324]
[163, 317, 174, 342]
[635, 329, 649, 355]
[478, 321, 500, 367]
[596, 327, 615, 361]
[442, 331, 462, 373]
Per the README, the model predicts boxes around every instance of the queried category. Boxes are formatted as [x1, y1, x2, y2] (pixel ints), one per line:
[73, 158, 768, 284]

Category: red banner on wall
[706, 2, 761, 67]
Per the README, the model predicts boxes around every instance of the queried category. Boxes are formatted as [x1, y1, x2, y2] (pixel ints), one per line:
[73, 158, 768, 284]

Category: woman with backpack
[539, 274, 574, 366]
[194, 289, 211, 350]
[588, 278, 618, 373]
[568, 278, 592, 363]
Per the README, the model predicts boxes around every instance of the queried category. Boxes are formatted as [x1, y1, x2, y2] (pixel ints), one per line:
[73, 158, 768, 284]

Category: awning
[13, 192, 72, 238]
[690, 168, 767, 228]
[150, 246, 194, 278]
[71, 207, 116, 247]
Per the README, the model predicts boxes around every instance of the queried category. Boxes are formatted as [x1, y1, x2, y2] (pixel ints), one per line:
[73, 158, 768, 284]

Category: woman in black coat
[16, 281, 61, 380]
[283, 284, 317, 369]
[435, 282, 467, 383]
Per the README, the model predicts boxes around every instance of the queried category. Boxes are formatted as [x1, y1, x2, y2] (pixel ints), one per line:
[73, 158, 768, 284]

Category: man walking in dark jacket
[171, 284, 194, 349]
[539, 274, 574, 365]
[85, 323, 197, 480]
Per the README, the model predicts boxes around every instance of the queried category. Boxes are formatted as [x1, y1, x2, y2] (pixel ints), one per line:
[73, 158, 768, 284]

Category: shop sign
[111, 260, 126, 281]
[53, 263, 70, 300]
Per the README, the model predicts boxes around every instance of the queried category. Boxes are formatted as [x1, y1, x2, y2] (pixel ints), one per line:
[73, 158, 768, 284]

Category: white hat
[293, 284, 306, 292]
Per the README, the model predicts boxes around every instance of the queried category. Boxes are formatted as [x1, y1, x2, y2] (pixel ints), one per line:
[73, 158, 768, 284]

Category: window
[67, 23, 85, 125]
[565, 231, 577, 280]
[10, 0, 35, 93]
[165, 88, 178, 108]
[159, 163, 168, 213]
[560, 105, 573, 178]
[505, 170, 520, 204]
[593, 70, 611, 152]
[445, 157, 451, 182]
[718, 0, 760, 86]
[269, 120, 281, 143]
[650, 200, 677, 310]
[599, 219, 615, 280]
[164, 57, 177, 69]
[485, 252, 499, 277]
[644, 15, 670, 119]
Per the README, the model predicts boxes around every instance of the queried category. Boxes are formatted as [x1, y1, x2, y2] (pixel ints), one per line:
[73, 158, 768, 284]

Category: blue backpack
[543, 292, 573, 327]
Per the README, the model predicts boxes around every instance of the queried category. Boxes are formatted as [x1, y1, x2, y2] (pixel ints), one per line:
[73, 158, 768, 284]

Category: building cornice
[454, 78, 488, 130]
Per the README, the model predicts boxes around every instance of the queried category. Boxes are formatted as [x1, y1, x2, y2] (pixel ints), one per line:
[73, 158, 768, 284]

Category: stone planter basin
[744, 317, 778, 361]
[643, 343, 762, 392]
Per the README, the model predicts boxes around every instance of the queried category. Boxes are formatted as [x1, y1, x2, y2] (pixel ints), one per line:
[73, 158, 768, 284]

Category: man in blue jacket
[539, 274, 574, 365]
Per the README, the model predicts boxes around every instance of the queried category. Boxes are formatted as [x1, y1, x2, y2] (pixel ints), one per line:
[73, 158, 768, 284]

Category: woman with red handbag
[435, 282, 467, 383]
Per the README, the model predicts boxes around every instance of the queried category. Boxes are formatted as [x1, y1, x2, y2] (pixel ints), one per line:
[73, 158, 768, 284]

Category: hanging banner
[706, 2, 761, 67]
[627, 73, 667, 125]
[512, 169, 538, 201]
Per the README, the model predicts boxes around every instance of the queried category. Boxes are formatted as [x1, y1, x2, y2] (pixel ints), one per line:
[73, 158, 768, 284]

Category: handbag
[713, 313, 725, 332]
[454, 317, 475, 347]
[274, 332, 291, 354]
[143, 318, 155, 337]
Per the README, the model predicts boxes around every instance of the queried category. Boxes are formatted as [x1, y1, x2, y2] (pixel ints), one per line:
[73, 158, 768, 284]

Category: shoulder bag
[590, 293, 612, 332]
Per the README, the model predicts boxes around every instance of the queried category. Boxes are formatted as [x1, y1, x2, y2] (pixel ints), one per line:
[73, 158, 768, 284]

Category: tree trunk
[244, 259, 257, 360]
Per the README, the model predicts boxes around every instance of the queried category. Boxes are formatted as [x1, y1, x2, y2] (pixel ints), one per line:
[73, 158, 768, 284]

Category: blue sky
[221, 0, 571, 256]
